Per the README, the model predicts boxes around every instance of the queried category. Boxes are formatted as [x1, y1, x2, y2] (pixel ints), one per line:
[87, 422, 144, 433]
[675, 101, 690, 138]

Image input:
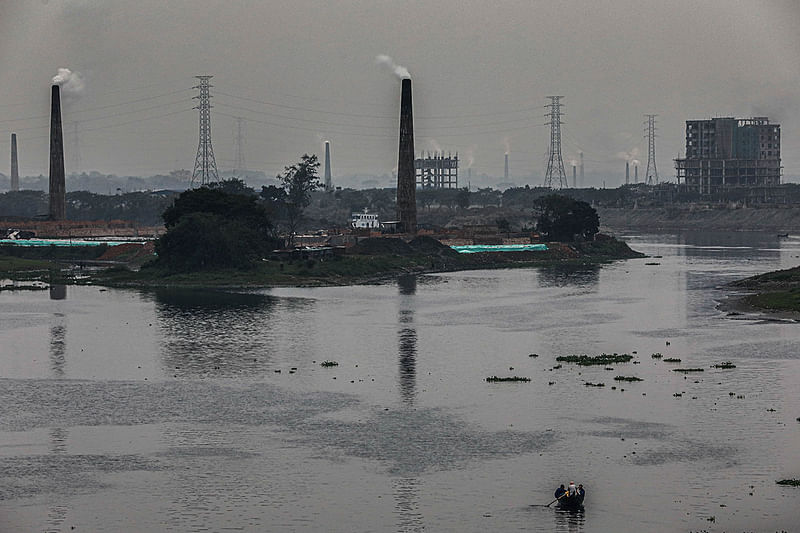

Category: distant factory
[675, 117, 781, 195]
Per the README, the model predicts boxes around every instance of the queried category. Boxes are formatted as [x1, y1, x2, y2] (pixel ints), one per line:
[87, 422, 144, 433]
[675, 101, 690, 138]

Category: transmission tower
[544, 96, 567, 189]
[644, 114, 659, 185]
[191, 75, 219, 185]
[233, 117, 246, 172]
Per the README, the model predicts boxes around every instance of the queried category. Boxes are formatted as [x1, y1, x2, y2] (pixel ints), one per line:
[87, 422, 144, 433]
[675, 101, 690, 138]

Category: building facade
[675, 117, 781, 194]
[415, 152, 459, 189]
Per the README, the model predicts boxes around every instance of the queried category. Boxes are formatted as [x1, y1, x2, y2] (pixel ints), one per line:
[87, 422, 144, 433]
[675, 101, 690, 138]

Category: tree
[155, 186, 280, 271]
[207, 178, 256, 196]
[260, 185, 287, 221]
[277, 154, 321, 244]
[533, 194, 599, 242]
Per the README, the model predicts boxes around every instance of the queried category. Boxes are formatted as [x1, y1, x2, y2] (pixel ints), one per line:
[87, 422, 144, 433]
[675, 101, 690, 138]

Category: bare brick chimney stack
[396, 78, 416, 234]
[10, 133, 19, 192]
[49, 85, 66, 220]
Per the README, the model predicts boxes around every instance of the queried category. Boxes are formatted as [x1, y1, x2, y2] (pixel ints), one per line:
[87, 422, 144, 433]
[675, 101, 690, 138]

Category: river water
[1, 232, 799, 532]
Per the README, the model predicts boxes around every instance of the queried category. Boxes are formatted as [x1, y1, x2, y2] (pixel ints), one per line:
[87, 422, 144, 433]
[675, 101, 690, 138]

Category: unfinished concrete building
[415, 152, 458, 189]
[675, 117, 781, 195]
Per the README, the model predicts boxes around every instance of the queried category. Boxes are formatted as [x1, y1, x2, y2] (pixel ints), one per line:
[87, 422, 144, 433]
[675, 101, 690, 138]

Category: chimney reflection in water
[397, 275, 417, 405]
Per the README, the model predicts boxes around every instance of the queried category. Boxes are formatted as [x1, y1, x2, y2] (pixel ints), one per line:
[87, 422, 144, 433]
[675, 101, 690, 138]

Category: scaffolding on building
[415, 152, 459, 189]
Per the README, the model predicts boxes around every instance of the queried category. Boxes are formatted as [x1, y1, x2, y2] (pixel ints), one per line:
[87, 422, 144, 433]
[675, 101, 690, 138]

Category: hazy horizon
[1, 0, 798, 187]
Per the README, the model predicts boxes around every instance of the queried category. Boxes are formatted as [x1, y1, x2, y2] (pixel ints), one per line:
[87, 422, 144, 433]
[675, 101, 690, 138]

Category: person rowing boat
[547, 481, 585, 509]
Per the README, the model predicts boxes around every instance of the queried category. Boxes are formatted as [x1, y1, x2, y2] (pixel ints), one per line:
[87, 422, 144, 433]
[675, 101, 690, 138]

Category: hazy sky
[1, 0, 798, 186]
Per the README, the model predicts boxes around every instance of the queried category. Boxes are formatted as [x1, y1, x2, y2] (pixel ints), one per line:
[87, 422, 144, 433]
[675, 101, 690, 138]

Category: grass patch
[651, 353, 663, 359]
[673, 368, 704, 373]
[614, 376, 643, 382]
[662, 358, 681, 363]
[556, 353, 634, 366]
[320, 361, 339, 367]
[743, 289, 800, 313]
[0, 255, 55, 273]
[584, 382, 605, 387]
[776, 479, 800, 487]
[486, 376, 530, 383]
[713, 362, 736, 369]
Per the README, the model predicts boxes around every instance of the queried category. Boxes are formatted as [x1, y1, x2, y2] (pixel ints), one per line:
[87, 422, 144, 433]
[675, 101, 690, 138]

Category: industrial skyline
[0, 1, 798, 186]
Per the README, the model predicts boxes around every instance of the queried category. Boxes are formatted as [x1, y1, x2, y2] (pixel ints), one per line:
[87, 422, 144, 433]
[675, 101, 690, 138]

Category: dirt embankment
[598, 206, 800, 233]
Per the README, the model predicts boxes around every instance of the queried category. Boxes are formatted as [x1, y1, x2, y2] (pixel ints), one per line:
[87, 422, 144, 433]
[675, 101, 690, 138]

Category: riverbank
[598, 205, 800, 233]
[725, 265, 800, 315]
[0, 236, 644, 289]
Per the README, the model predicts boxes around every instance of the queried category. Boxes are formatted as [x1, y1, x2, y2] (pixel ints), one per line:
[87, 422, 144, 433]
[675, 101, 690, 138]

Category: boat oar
[536, 494, 565, 507]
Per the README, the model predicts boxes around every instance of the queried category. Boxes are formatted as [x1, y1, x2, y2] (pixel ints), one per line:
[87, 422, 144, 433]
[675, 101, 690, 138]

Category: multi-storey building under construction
[675, 117, 781, 195]
[415, 152, 459, 189]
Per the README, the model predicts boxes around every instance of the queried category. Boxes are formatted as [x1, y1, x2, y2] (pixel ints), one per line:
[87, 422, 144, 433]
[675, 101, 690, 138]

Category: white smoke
[427, 138, 442, 154]
[503, 136, 511, 155]
[464, 146, 476, 168]
[52, 68, 85, 101]
[631, 159, 640, 167]
[375, 54, 411, 79]
[570, 160, 578, 167]
[616, 147, 641, 162]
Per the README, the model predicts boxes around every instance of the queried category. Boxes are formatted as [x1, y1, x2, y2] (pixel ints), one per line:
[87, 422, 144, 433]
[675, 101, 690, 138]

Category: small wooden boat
[557, 493, 584, 510]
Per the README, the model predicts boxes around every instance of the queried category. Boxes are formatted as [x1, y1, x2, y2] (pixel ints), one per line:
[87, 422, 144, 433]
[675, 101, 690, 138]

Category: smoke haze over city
[0, 0, 798, 187]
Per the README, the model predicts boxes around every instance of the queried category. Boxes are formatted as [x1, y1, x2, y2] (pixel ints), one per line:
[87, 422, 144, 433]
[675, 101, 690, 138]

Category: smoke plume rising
[616, 147, 641, 162]
[51, 68, 85, 102]
[375, 54, 410, 79]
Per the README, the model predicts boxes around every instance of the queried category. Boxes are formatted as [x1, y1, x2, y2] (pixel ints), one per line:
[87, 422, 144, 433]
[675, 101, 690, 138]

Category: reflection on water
[3, 231, 800, 532]
[49, 284, 67, 301]
[554, 508, 585, 532]
[152, 288, 285, 377]
[394, 477, 424, 532]
[537, 264, 600, 288]
[49, 315, 66, 378]
[397, 275, 417, 406]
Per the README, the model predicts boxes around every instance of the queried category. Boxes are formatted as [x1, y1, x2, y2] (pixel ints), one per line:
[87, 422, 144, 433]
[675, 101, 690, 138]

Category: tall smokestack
[397, 78, 416, 233]
[10, 133, 19, 192]
[634, 163, 638, 184]
[504, 153, 509, 181]
[572, 164, 577, 188]
[49, 85, 66, 220]
[324, 141, 332, 191]
[579, 151, 584, 186]
[625, 161, 630, 185]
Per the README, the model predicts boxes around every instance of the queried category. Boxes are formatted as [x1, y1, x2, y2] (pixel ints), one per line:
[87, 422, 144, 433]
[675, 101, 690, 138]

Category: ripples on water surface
[1, 231, 799, 532]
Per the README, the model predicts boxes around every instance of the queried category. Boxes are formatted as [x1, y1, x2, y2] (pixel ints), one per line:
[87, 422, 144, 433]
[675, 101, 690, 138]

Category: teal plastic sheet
[450, 244, 548, 254]
[0, 239, 133, 247]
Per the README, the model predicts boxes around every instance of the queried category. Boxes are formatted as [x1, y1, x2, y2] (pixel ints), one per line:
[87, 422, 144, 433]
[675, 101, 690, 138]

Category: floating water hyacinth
[486, 376, 530, 382]
[556, 353, 634, 366]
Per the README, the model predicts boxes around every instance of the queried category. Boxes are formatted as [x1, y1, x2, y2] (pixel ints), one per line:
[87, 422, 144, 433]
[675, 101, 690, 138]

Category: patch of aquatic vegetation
[614, 376, 643, 382]
[584, 382, 605, 387]
[662, 358, 681, 363]
[712, 362, 736, 369]
[651, 353, 663, 359]
[556, 353, 634, 366]
[320, 361, 339, 367]
[672, 368, 704, 373]
[528, 353, 539, 358]
[776, 479, 800, 486]
[485, 376, 531, 383]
